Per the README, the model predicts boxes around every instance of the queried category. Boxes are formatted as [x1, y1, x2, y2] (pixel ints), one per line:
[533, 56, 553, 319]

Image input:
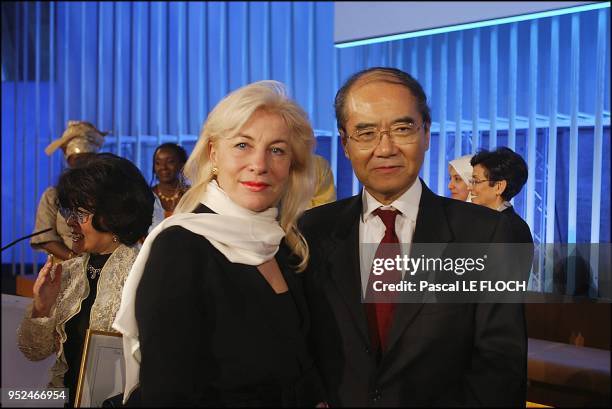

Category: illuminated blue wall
[334, 8, 611, 244]
[1, 1, 336, 270]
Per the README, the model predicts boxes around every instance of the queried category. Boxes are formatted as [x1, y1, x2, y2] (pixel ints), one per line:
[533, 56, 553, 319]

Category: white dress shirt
[359, 179, 422, 296]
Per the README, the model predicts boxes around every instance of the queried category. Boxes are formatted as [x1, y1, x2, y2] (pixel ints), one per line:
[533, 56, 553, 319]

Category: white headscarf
[112, 180, 285, 402]
[449, 154, 474, 185]
[449, 154, 474, 202]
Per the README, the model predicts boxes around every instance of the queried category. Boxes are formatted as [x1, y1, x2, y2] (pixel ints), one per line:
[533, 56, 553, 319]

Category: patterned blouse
[17, 244, 139, 388]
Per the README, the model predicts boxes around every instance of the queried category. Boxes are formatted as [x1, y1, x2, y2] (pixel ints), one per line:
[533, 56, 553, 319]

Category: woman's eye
[235, 142, 248, 149]
[271, 147, 285, 155]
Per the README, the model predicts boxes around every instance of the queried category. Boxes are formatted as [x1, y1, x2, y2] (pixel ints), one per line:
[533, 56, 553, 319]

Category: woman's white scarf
[112, 180, 285, 402]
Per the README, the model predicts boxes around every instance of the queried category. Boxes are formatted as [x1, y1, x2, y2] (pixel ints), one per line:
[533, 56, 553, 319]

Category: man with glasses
[300, 67, 527, 406]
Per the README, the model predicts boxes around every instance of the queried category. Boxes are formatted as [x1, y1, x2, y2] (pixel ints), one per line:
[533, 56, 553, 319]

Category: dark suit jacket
[300, 181, 528, 407]
[135, 204, 324, 407]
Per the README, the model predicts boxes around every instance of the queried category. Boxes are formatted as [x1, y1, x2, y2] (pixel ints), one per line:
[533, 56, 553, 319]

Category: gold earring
[211, 166, 218, 176]
[112, 235, 118, 243]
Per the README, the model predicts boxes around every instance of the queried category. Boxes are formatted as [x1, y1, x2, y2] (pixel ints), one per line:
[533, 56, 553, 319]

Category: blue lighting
[335, 2, 610, 48]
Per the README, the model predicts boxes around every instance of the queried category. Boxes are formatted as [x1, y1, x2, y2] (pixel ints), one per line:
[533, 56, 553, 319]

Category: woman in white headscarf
[448, 154, 473, 202]
[113, 81, 326, 407]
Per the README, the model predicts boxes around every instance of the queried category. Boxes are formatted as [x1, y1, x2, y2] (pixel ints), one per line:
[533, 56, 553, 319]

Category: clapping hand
[32, 255, 63, 318]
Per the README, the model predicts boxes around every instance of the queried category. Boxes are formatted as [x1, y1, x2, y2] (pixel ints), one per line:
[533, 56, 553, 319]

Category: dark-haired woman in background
[151, 142, 190, 218]
[469, 147, 533, 243]
[18, 153, 154, 407]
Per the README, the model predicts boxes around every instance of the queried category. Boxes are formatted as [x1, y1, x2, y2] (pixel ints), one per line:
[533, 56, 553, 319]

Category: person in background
[448, 154, 473, 202]
[114, 80, 326, 407]
[469, 147, 534, 283]
[149, 196, 165, 233]
[18, 153, 154, 407]
[151, 142, 189, 218]
[469, 147, 532, 243]
[31, 121, 108, 261]
[309, 154, 337, 208]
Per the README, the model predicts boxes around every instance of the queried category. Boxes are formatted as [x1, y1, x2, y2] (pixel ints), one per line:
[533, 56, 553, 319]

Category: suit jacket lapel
[383, 181, 453, 358]
[326, 195, 370, 344]
[412, 181, 453, 244]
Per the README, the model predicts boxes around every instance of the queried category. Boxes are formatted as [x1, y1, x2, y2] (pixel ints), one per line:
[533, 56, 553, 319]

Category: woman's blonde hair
[175, 80, 315, 271]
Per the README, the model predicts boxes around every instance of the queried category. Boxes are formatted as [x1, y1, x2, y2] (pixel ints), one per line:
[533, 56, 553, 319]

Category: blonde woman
[114, 81, 326, 406]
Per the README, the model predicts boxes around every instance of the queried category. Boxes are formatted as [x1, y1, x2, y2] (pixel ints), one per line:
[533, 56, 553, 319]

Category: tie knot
[374, 208, 400, 232]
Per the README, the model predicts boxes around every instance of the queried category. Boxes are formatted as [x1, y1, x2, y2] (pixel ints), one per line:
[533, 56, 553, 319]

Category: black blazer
[501, 206, 535, 279]
[300, 181, 529, 407]
[135, 205, 324, 407]
[501, 206, 533, 244]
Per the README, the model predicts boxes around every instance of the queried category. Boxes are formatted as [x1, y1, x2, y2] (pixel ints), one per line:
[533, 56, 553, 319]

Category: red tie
[365, 208, 402, 354]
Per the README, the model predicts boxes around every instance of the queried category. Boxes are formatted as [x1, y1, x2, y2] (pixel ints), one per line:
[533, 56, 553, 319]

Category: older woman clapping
[18, 153, 154, 407]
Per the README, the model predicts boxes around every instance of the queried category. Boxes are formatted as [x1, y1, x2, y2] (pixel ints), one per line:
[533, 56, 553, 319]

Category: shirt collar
[497, 201, 512, 212]
[361, 178, 422, 223]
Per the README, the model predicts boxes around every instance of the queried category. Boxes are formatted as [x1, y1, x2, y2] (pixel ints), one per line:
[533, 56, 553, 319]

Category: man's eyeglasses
[58, 207, 92, 224]
[346, 122, 425, 150]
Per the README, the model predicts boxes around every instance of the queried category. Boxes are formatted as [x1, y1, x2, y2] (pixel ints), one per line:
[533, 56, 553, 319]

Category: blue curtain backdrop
[2, 2, 610, 292]
[1, 1, 337, 272]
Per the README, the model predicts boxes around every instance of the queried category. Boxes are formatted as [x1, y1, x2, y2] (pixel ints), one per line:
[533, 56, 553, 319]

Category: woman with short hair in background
[469, 147, 532, 243]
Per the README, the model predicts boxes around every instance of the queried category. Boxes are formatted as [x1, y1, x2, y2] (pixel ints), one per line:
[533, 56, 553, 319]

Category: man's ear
[339, 129, 350, 159]
[424, 125, 431, 151]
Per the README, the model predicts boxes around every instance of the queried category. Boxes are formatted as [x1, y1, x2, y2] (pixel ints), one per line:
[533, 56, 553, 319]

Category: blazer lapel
[326, 195, 371, 345]
[383, 181, 453, 357]
[278, 245, 309, 333]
